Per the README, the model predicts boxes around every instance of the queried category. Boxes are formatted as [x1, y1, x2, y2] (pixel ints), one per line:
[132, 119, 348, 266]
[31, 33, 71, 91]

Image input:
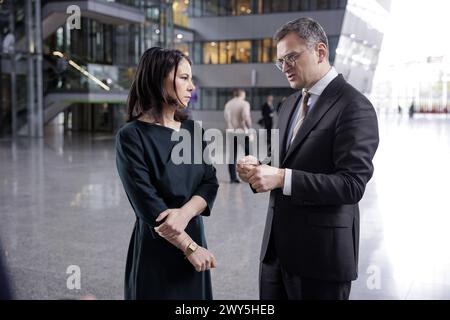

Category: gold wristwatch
[184, 242, 198, 258]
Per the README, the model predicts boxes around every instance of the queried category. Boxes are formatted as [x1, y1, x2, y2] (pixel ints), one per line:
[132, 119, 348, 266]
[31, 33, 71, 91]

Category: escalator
[21, 50, 131, 133]
[1, 0, 145, 136]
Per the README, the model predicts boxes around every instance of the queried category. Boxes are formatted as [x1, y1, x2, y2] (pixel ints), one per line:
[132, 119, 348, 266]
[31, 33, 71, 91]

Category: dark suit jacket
[260, 74, 379, 282]
[261, 102, 274, 129]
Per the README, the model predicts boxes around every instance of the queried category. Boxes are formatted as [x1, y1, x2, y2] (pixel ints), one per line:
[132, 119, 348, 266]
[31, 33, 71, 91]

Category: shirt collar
[306, 67, 338, 97]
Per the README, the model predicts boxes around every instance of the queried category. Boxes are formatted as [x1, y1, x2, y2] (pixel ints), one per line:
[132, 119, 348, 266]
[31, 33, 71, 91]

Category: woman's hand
[154, 208, 194, 239]
[187, 247, 217, 272]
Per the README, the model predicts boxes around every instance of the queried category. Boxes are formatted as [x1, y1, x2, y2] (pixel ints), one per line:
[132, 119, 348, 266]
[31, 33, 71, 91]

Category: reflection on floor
[0, 114, 449, 300]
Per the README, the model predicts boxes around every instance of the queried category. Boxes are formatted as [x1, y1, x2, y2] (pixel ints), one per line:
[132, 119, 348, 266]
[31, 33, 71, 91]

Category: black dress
[116, 119, 219, 300]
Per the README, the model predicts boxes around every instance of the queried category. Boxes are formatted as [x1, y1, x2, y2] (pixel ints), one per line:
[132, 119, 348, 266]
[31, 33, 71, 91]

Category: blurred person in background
[261, 95, 275, 147]
[224, 89, 252, 183]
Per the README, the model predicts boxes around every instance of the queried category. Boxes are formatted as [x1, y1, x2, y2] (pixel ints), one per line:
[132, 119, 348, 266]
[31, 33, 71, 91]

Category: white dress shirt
[223, 97, 252, 130]
[283, 67, 338, 196]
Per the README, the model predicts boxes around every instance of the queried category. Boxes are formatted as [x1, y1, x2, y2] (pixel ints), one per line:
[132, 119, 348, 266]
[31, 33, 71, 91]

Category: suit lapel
[278, 91, 302, 161]
[282, 75, 346, 166]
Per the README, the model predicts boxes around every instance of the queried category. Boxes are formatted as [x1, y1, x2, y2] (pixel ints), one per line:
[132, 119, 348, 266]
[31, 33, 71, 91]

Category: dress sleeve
[116, 128, 168, 227]
[193, 126, 219, 217]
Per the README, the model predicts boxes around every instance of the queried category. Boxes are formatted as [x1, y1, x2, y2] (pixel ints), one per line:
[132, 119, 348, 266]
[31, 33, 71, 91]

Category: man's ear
[317, 43, 328, 63]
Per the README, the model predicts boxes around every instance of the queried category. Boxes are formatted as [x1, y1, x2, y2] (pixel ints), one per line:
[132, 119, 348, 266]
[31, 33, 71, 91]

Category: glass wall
[198, 40, 251, 64]
[0, 0, 30, 136]
[195, 0, 254, 16]
[173, 0, 190, 27]
[334, 35, 380, 71]
[1, 0, 179, 136]
[45, 0, 170, 66]
[43, 1, 168, 95]
[235, 41, 251, 63]
[189, 0, 347, 16]
[346, 0, 389, 34]
[193, 36, 339, 64]
[257, 39, 277, 63]
[199, 39, 272, 64]
[203, 41, 219, 64]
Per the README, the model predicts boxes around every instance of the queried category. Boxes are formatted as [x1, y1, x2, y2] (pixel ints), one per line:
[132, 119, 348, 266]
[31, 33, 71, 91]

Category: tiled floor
[0, 113, 449, 300]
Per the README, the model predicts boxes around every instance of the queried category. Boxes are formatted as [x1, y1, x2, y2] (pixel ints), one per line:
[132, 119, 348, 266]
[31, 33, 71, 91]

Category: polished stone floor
[0, 113, 449, 300]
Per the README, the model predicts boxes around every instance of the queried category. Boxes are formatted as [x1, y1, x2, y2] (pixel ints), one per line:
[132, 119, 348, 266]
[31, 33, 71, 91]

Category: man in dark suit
[237, 17, 379, 300]
[261, 95, 275, 147]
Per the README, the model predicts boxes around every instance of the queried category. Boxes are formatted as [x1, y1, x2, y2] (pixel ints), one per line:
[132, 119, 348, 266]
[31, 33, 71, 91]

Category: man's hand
[247, 165, 285, 193]
[237, 155, 259, 183]
[154, 208, 194, 239]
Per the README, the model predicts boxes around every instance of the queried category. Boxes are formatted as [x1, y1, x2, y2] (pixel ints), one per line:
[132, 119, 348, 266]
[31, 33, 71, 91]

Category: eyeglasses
[275, 50, 306, 71]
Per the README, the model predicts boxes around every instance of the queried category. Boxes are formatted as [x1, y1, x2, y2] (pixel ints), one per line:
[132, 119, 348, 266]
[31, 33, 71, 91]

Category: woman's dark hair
[126, 47, 192, 123]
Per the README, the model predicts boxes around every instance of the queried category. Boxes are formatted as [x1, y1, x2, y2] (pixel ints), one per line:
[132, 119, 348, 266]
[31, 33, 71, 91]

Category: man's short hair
[233, 89, 245, 97]
[274, 17, 329, 49]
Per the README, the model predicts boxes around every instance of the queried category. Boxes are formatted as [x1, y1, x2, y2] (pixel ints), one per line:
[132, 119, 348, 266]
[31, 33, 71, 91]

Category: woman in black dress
[116, 47, 219, 300]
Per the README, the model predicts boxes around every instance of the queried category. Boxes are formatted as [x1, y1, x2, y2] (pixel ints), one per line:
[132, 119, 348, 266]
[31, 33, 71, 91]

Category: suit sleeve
[193, 127, 219, 216]
[291, 98, 379, 206]
[116, 129, 168, 227]
[262, 104, 268, 118]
